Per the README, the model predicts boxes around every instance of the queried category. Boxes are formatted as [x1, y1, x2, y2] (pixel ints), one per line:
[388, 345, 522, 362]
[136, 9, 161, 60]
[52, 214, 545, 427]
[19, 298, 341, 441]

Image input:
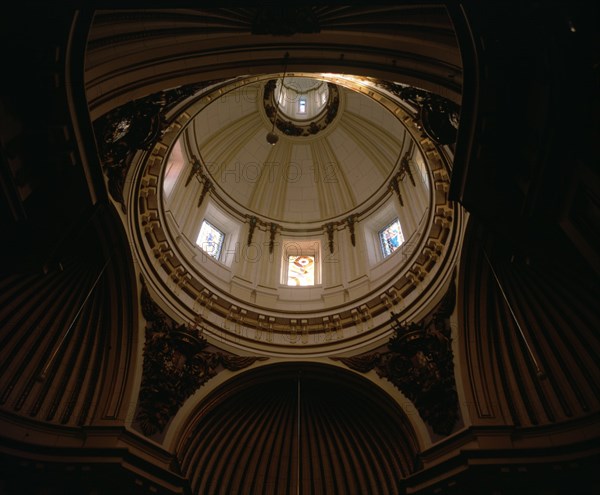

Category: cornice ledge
[404, 416, 600, 494]
[0, 414, 188, 492]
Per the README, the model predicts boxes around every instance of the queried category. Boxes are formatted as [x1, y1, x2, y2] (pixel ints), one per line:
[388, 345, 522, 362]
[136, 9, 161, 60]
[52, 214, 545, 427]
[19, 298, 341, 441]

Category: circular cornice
[175, 73, 415, 229]
[127, 73, 465, 357]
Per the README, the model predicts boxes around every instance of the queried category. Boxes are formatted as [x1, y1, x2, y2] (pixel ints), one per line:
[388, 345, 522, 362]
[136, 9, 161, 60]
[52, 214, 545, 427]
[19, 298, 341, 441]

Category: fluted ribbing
[0, 206, 137, 426]
[176, 363, 419, 495]
[460, 224, 600, 427]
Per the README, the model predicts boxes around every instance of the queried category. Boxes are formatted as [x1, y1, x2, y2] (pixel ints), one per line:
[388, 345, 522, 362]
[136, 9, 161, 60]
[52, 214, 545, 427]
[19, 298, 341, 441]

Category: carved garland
[325, 223, 335, 254]
[135, 278, 267, 437]
[332, 278, 459, 436]
[389, 151, 417, 207]
[184, 153, 361, 253]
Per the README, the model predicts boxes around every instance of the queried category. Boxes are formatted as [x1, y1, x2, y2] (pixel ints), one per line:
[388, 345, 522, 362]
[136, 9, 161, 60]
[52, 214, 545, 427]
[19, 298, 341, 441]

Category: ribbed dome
[138, 73, 461, 354]
[189, 77, 408, 224]
[0, 206, 136, 427]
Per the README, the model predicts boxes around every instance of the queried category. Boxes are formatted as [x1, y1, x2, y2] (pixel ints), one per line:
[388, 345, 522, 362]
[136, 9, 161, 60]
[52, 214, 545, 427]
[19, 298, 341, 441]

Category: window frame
[196, 219, 226, 261]
[280, 239, 322, 286]
[378, 218, 404, 259]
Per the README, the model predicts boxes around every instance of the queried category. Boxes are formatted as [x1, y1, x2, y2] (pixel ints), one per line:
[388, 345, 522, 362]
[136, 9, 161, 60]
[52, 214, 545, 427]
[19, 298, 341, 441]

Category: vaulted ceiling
[1, 4, 598, 495]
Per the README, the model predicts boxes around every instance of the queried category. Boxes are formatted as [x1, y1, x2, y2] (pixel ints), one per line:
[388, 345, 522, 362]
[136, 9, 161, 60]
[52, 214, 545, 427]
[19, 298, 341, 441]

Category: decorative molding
[378, 81, 460, 145]
[263, 80, 339, 137]
[135, 278, 267, 436]
[247, 216, 258, 246]
[94, 82, 215, 212]
[325, 223, 335, 254]
[332, 277, 459, 436]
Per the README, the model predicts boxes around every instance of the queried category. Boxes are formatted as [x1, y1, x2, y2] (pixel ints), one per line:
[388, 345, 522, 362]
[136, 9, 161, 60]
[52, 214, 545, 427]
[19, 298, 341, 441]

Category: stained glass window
[196, 220, 225, 260]
[287, 255, 315, 286]
[379, 219, 404, 258]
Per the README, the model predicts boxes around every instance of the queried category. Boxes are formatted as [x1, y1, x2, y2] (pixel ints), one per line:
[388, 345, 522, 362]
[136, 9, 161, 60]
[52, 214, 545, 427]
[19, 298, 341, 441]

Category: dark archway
[175, 362, 421, 495]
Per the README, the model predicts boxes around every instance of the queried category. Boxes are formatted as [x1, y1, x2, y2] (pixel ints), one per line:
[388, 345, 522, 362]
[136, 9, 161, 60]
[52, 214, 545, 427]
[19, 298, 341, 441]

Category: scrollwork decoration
[378, 81, 460, 145]
[135, 278, 267, 437]
[94, 81, 218, 212]
[332, 278, 459, 436]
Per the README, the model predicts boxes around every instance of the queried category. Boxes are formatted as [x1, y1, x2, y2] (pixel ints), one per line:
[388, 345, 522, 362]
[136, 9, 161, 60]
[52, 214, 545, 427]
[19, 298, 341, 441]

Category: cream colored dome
[132, 73, 461, 356]
[188, 78, 407, 226]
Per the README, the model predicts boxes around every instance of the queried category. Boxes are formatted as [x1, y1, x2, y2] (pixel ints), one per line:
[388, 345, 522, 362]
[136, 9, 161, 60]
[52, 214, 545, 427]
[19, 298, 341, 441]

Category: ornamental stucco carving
[333, 277, 459, 436]
[135, 279, 267, 436]
[94, 82, 217, 212]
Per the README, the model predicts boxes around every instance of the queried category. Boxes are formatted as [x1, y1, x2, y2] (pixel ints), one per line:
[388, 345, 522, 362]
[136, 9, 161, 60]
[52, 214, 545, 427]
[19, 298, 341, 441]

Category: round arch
[172, 362, 422, 495]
